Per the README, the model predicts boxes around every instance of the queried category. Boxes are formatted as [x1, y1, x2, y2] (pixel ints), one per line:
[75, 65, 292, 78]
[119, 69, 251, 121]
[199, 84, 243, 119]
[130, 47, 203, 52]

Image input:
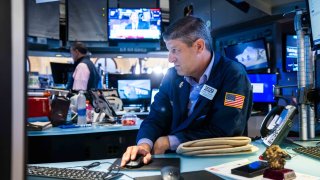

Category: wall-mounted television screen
[248, 74, 277, 103]
[108, 8, 161, 40]
[224, 39, 269, 71]
[284, 34, 298, 72]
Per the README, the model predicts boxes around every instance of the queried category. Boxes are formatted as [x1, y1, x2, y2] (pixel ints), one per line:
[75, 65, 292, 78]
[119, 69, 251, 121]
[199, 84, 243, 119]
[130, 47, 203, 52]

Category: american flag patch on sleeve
[224, 92, 245, 109]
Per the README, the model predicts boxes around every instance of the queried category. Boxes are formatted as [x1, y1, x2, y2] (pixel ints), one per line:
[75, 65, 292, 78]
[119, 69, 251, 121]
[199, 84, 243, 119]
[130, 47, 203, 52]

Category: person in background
[121, 16, 252, 166]
[68, 42, 100, 91]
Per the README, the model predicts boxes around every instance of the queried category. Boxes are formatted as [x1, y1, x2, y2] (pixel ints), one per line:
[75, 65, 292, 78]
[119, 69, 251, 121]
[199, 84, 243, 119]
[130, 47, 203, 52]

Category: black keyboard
[27, 165, 122, 180]
[293, 146, 320, 161]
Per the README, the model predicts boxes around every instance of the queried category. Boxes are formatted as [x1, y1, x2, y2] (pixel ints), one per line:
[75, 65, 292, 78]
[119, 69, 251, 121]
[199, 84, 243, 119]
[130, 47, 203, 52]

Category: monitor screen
[308, 0, 320, 50]
[118, 79, 151, 100]
[284, 34, 298, 72]
[108, 8, 161, 40]
[248, 74, 277, 103]
[50, 62, 74, 85]
[224, 39, 269, 71]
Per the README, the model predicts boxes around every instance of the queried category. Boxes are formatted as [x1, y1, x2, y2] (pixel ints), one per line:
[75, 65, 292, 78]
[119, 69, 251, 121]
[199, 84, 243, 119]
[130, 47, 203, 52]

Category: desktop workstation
[27, 139, 320, 179]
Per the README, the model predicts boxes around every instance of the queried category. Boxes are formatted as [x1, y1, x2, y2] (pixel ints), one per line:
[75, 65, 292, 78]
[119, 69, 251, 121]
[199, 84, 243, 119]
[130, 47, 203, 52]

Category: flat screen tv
[108, 8, 161, 40]
[248, 74, 277, 103]
[284, 34, 298, 72]
[224, 39, 269, 71]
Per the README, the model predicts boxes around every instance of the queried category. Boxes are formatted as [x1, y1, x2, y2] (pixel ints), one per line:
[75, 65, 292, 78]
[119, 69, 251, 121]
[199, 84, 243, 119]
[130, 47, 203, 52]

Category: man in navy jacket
[121, 16, 252, 166]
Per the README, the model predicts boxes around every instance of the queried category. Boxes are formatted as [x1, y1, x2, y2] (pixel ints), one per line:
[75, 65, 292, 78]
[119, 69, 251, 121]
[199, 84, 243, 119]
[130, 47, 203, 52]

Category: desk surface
[29, 140, 320, 179]
[28, 121, 142, 137]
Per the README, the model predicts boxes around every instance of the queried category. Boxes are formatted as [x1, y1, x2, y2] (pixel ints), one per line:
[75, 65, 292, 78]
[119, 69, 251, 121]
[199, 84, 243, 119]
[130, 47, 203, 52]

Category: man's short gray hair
[162, 16, 213, 51]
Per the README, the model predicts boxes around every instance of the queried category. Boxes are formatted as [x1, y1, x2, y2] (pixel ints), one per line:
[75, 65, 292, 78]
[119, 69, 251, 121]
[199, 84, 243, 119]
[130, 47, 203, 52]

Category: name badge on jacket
[200, 84, 217, 100]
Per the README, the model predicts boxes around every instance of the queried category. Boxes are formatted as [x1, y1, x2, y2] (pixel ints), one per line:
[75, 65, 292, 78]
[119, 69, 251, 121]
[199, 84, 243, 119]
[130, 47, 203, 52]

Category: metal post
[294, 10, 308, 140]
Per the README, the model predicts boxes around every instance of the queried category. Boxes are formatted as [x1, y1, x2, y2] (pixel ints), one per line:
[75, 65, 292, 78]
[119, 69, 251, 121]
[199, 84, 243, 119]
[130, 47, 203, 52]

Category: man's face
[70, 48, 79, 62]
[165, 39, 199, 77]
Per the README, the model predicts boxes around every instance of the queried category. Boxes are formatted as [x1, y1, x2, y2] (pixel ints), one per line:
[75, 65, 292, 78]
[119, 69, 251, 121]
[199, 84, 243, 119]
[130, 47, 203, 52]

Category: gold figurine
[264, 145, 290, 170]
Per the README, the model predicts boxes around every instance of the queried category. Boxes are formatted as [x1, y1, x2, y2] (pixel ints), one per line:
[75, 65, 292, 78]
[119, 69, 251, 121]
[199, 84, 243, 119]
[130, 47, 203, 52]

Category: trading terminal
[1, 0, 320, 179]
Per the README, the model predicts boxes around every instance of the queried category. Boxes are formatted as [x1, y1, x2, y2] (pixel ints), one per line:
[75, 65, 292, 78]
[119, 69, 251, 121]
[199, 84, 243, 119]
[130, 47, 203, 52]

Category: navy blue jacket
[137, 53, 252, 144]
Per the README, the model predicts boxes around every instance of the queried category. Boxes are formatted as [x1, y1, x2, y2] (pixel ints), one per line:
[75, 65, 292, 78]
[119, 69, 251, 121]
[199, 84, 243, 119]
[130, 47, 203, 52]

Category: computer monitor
[50, 62, 74, 86]
[108, 73, 152, 107]
[307, 0, 320, 50]
[118, 79, 151, 100]
[284, 34, 298, 72]
[224, 39, 269, 71]
[248, 74, 277, 103]
[108, 8, 162, 40]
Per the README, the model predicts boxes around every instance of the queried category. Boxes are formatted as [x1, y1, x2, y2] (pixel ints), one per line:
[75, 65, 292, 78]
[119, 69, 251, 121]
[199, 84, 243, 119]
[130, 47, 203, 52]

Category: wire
[63, 161, 113, 170]
[63, 160, 135, 179]
[122, 173, 135, 179]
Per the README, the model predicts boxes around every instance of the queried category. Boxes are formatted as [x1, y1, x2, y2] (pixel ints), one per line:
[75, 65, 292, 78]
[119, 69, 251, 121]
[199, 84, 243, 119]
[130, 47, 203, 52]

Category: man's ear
[194, 39, 205, 53]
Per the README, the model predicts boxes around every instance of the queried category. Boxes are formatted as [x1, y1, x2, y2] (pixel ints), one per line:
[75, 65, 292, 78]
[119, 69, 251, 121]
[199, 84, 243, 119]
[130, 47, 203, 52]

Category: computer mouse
[161, 166, 181, 180]
[125, 154, 144, 168]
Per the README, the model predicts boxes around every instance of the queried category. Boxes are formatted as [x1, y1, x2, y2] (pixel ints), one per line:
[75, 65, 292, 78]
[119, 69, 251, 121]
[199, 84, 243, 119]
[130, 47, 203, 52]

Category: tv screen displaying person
[125, 11, 150, 30]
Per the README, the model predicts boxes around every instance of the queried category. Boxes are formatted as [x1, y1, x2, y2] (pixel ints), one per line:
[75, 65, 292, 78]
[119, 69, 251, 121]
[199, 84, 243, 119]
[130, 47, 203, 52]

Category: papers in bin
[205, 159, 320, 180]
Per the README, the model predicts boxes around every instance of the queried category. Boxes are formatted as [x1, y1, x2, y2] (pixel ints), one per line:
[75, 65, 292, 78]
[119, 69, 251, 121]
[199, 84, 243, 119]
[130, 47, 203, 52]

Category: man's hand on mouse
[120, 143, 152, 167]
[153, 136, 170, 154]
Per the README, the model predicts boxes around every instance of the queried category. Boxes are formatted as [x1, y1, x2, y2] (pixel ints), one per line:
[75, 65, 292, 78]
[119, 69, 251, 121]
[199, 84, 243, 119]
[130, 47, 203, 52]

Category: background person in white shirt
[68, 42, 100, 91]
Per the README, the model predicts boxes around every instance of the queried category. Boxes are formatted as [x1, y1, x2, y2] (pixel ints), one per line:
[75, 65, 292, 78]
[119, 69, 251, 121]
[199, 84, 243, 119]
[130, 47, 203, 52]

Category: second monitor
[108, 73, 153, 109]
[118, 79, 151, 100]
[248, 73, 277, 103]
